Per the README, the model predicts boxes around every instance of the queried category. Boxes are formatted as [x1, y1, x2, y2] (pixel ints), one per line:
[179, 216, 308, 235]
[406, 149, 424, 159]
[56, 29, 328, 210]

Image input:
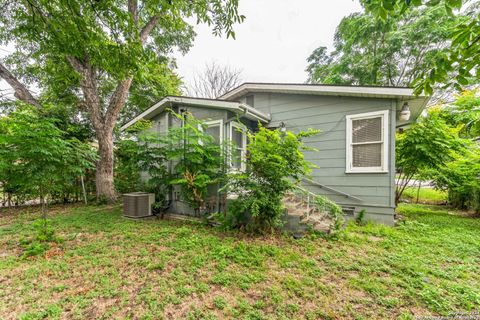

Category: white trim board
[345, 110, 389, 174]
[121, 96, 270, 131]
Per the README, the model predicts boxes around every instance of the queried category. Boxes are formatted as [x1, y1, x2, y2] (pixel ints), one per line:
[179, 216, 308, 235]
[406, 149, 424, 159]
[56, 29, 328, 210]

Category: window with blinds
[346, 110, 389, 173]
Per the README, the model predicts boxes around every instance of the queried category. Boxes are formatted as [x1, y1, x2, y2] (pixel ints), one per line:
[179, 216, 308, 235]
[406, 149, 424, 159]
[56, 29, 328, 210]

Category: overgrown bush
[223, 126, 319, 232]
[433, 149, 480, 213]
[116, 111, 226, 212]
[115, 119, 169, 205]
[166, 112, 227, 211]
[396, 107, 468, 204]
[0, 106, 97, 206]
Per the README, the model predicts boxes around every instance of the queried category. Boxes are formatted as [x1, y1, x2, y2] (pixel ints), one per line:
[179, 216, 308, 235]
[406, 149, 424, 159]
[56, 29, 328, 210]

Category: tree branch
[128, 0, 138, 24]
[0, 61, 42, 109]
[104, 77, 133, 131]
[140, 15, 159, 44]
[66, 56, 104, 130]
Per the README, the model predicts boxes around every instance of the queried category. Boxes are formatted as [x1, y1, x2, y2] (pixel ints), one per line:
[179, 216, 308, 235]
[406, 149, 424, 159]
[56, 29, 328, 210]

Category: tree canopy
[306, 4, 462, 89]
[0, 0, 244, 201]
[360, 0, 479, 94]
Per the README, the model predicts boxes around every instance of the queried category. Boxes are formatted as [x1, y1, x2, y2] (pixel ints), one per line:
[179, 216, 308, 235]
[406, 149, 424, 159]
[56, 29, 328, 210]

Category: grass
[401, 187, 447, 204]
[0, 204, 479, 319]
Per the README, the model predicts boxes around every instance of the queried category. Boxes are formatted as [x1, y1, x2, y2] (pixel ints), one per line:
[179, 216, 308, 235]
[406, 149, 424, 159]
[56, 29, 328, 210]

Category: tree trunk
[96, 130, 117, 202]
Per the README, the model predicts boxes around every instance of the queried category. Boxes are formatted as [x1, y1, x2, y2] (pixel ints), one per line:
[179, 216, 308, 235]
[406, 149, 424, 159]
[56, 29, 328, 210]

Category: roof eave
[219, 83, 427, 101]
[121, 96, 270, 131]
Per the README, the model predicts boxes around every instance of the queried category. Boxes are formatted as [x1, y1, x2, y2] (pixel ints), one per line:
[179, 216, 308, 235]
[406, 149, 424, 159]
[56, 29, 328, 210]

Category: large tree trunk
[96, 130, 116, 202]
[1, 1, 158, 204]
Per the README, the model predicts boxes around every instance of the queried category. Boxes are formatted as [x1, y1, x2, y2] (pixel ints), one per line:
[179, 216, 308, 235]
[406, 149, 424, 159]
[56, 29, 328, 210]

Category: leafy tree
[224, 126, 319, 232]
[0, 106, 96, 210]
[441, 89, 480, 138]
[0, 0, 244, 202]
[433, 149, 480, 213]
[361, 0, 479, 94]
[306, 4, 461, 88]
[395, 108, 467, 204]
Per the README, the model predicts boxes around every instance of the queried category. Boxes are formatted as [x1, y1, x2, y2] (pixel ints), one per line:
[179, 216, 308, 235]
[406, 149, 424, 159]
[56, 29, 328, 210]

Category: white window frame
[203, 119, 224, 144]
[228, 121, 247, 172]
[346, 110, 389, 173]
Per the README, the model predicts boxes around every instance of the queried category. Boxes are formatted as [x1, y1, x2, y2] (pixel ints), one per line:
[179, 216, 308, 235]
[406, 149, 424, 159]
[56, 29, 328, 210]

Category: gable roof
[121, 96, 271, 131]
[219, 82, 428, 101]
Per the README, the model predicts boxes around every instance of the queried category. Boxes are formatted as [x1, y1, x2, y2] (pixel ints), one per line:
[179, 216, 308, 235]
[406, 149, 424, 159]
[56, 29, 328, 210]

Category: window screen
[205, 125, 221, 144]
[231, 129, 244, 170]
[346, 110, 388, 172]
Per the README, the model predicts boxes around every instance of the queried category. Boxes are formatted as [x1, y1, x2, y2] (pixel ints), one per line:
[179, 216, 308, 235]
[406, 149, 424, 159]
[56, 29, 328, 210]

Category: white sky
[1, 1, 363, 95]
[175, 0, 363, 86]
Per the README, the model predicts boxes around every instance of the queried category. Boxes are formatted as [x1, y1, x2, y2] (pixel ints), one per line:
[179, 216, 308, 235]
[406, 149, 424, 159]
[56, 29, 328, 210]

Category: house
[121, 83, 430, 225]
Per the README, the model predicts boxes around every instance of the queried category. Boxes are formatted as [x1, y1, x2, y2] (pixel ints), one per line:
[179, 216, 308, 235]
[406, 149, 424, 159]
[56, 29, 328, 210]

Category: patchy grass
[0, 204, 479, 319]
[401, 187, 447, 204]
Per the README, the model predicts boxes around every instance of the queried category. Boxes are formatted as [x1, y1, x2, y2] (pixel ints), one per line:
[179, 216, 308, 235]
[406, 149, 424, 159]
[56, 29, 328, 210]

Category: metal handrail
[302, 178, 363, 202]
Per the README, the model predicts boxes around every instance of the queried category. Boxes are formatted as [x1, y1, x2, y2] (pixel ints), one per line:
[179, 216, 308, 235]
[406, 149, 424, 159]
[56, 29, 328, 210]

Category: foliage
[356, 209, 367, 226]
[432, 149, 480, 212]
[116, 111, 225, 211]
[224, 126, 319, 232]
[395, 108, 468, 204]
[440, 89, 480, 138]
[306, 4, 462, 88]
[20, 219, 62, 257]
[115, 125, 169, 205]
[165, 111, 226, 210]
[361, 0, 480, 94]
[0, 106, 97, 205]
[0, 0, 244, 201]
[400, 186, 447, 204]
[2, 203, 480, 317]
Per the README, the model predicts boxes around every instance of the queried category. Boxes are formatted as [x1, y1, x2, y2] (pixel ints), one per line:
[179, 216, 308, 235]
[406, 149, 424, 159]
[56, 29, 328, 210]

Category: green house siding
[239, 92, 397, 224]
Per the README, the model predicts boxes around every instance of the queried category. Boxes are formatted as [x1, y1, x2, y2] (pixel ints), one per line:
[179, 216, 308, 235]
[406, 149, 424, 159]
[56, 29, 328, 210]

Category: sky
[1, 1, 363, 95]
[175, 0, 363, 86]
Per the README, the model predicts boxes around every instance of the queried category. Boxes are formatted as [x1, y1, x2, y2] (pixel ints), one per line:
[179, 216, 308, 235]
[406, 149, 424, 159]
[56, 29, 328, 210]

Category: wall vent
[123, 192, 155, 218]
[341, 206, 355, 216]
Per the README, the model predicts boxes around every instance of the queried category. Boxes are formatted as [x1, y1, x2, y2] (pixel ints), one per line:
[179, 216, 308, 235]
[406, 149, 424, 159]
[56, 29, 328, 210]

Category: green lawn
[0, 204, 479, 319]
[401, 187, 447, 204]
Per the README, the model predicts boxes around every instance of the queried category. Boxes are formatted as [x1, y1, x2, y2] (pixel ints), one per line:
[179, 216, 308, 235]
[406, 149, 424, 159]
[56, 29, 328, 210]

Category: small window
[346, 110, 389, 173]
[229, 121, 247, 171]
[246, 95, 254, 107]
[204, 120, 223, 144]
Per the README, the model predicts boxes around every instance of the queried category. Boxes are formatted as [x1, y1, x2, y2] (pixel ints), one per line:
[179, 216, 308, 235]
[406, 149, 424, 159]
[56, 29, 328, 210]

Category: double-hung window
[346, 110, 389, 173]
[229, 121, 247, 171]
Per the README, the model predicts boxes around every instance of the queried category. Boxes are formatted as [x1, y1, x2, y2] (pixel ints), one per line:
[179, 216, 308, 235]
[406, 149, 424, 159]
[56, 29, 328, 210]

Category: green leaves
[224, 126, 319, 232]
[361, 0, 479, 94]
[306, 3, 462, 89]
[0, 106, 96, 202]
[116, 111, 225, 210]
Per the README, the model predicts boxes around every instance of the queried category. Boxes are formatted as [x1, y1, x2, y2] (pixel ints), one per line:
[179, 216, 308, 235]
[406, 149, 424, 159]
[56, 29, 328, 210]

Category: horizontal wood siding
[243, 92, 396, 222]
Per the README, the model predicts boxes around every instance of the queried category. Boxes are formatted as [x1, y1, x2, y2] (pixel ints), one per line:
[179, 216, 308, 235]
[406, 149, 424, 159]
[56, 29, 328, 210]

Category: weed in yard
[0, 203, 479, 319]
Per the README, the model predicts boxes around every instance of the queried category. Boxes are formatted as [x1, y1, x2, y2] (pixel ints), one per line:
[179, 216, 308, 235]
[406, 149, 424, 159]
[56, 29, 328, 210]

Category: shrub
[433, 149, 480, 213]
[223, 126, 319, 232]
[21, 219, 62, 257]
[116, 111, 226, 212]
